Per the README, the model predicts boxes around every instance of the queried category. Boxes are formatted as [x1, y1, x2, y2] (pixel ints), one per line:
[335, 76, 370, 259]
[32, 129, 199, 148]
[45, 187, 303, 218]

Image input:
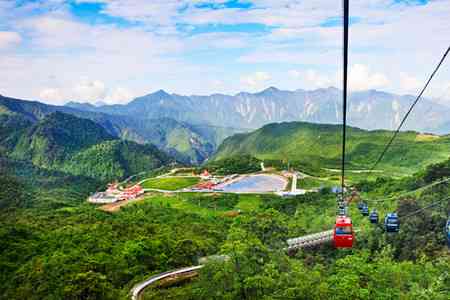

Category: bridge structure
[286, 229, 334, 250]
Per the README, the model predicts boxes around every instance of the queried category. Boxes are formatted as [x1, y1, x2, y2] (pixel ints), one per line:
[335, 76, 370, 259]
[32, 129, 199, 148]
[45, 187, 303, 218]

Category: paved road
[131, 266, 204, 300]
[291, 173, 298, 193]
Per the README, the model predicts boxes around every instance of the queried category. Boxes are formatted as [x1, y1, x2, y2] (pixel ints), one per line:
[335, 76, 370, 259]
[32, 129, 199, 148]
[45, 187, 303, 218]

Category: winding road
[131, 266, 204, 300]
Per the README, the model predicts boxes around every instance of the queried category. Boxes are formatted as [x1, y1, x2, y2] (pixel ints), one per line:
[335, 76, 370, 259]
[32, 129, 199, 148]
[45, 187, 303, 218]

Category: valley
[0, 110, 450, 299]
[1, 88, 450, 300]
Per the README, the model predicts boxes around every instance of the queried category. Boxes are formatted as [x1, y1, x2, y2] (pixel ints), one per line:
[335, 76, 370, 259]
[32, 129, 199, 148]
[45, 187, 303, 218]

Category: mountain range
[1, 86, 450, 167]
[66, 87, 450, 134]
[0, 94, 236, 164]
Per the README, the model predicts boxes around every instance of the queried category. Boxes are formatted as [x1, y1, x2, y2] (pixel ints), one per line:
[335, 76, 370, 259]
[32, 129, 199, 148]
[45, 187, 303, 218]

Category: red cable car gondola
[333, 216, 354, 248]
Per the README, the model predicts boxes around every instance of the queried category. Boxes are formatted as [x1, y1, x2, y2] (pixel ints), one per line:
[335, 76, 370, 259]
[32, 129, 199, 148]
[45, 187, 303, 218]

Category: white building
[88, 192, 118, 204]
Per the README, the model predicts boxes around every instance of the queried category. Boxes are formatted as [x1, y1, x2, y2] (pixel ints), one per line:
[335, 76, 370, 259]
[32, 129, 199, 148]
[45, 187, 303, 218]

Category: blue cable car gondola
[361, 204, 369, 216]
[446, 219, 450, 247]
[384, 213, 400, 232]
[358, 202, 364, 211]
[369, 210, 379, 224]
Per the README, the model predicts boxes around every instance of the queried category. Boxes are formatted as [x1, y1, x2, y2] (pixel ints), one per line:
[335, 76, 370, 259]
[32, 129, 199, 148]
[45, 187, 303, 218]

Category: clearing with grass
[141, 176, 200, 191]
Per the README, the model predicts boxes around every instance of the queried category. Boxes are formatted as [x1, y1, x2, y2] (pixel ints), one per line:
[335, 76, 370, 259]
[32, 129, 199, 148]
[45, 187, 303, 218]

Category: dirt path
[99, 195, 149, 212]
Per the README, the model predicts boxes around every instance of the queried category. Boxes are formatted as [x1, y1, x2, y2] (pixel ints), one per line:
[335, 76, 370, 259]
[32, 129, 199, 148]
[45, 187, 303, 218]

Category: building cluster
[88, 182, 144, 204]
[192, 173, 239, 191]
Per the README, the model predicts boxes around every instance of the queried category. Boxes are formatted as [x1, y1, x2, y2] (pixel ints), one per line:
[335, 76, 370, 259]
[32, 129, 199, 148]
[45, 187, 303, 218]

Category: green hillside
[10, 112, 115, 167]
[62, 140, 171, 180]
[213, 121, 450, 175]
[2, 152, 448, 299]
[1, 111, 173, 181]
[0, 95, 242, 164]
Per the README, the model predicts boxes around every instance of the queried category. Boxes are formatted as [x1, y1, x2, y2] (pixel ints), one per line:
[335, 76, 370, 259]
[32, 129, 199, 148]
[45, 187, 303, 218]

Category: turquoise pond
[218, 175, 287, 193]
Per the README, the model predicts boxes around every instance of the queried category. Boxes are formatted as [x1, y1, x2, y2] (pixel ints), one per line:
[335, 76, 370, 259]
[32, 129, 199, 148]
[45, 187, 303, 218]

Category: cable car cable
[340, 0, 349, 203]
[399, 197, 450, 220]
[368, 177, 450, 204]
[332, 0, 355, 249]
[366, 46, 450, 177]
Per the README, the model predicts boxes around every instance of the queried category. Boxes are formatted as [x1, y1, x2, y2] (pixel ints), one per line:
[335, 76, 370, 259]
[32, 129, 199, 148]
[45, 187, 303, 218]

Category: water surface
[219, 175, 286, 193]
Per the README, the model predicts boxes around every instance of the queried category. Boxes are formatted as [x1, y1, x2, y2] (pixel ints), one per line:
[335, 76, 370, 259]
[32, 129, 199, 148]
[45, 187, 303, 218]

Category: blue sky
[0, 0, 449, 104]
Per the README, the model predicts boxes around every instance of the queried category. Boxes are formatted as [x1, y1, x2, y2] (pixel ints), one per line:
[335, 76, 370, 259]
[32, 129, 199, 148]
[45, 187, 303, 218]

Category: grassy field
[297, 177, 338, 189]
[141, 176, 200, 190]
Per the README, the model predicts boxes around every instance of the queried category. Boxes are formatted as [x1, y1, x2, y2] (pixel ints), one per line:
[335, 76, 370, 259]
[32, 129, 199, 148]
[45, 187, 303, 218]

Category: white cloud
[240, 72, 271, 89]
[39, 88, 64, 103]
[0, 31, 21, 49]
[0, 0, 449, 102]
[18, 15, 182, 54]
[348, 64, 389, 91]
[400, 73, 422, 94]
[289, 69, 334, 89]
[305, 70, 334, 89]
[104, 87, 134, 104]
[73, 78, 107, 100]
[288, 70, 301, 79]
[430, 82, 450, 106]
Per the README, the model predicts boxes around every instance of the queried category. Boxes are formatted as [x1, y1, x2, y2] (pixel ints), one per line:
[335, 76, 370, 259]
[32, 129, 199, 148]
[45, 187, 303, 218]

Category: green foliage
[0, 185, 228, 299]
[63, 140, 171, 181]
[2, 129, 450, 299]
[206, 154, 261, 175]
[0, 173, 29, 209]
[233, 210, 289, 249]
[421, 159, 450, 183]
[2, 112, 173, 181]
[188, 193, 239, 210]
[356, 157, 450, 197]
[11, 111, 115, 166]
[189, 222, 450, 300]
[213, 121, 450, 176]
[141, 177, 200, 190]
[298, 177, 337, 189]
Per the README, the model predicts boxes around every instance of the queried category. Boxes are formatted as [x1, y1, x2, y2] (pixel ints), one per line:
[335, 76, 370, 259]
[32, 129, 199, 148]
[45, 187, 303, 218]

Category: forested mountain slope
[1, 95, 237, 164]
[0, 111, 172, 181]
[213, 121, 450, 174]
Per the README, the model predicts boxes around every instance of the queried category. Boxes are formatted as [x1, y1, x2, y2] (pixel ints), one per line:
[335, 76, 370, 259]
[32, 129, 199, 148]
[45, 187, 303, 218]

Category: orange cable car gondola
[333, 215, 354, 248]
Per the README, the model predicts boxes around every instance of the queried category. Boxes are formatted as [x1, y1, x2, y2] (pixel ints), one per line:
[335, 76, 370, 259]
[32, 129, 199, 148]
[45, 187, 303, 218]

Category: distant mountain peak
[263, 86, 280, 93]
[326, 86, 340, 91]
[65, 101, 96, 109]
[94, 101, 107, 107]
[252, 86, 283, 97]
[128, 89, 172, 106]
[315, 86, 340, 93]
[152, 89, 171, 98]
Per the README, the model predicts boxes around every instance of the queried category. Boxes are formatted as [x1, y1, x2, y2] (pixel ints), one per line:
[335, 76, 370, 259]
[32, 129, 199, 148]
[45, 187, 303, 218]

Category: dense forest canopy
[1, 156, 449, 299]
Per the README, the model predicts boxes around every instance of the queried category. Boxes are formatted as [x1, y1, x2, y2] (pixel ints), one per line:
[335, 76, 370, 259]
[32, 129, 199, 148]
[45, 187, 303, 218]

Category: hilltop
[212, 121, 450, 175]
[0, 94, 241, 164]
[0, 111, 172, 181]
